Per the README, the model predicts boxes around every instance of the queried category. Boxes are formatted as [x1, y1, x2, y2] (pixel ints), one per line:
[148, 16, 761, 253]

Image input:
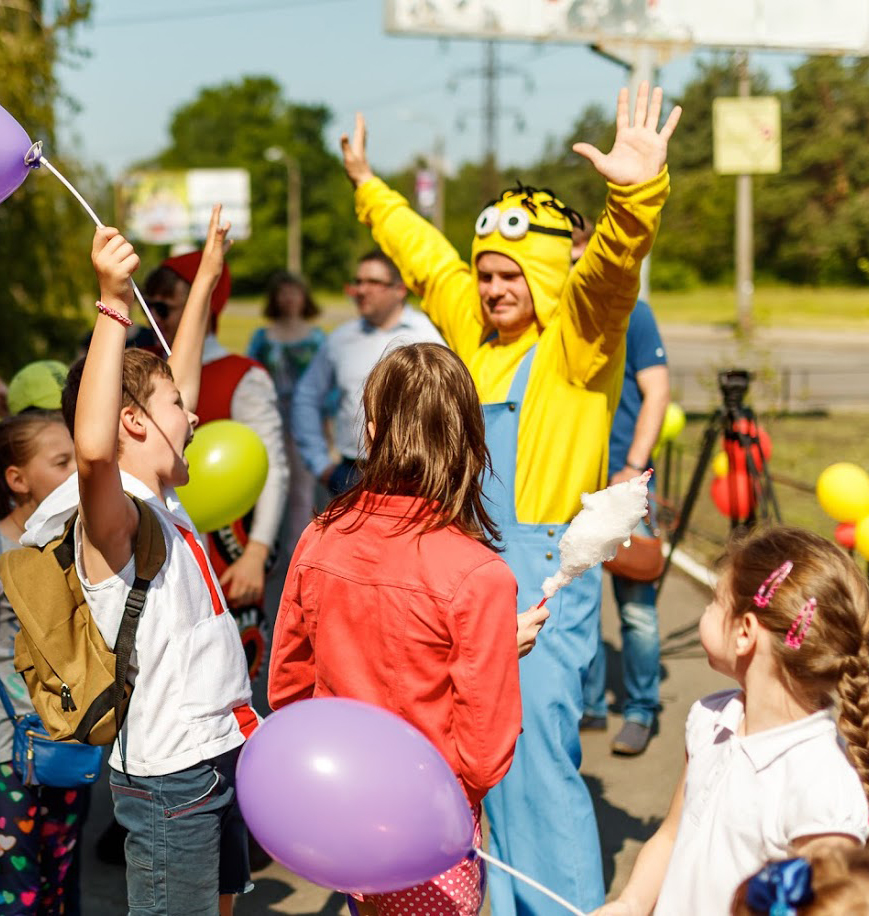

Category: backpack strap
[108, 497, 166, 765]
[0, 678, 18, 723]
[71, 497, 167, 763]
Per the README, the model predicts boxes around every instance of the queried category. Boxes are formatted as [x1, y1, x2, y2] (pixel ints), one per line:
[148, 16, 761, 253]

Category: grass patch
[652, 286, 869, 330]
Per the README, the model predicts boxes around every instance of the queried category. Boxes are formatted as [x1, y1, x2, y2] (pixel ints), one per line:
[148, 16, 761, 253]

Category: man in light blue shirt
[292, 249, 444, 494]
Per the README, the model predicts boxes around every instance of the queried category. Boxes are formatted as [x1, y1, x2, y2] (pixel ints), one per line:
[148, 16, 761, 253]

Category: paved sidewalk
[80, 565, 720, 914]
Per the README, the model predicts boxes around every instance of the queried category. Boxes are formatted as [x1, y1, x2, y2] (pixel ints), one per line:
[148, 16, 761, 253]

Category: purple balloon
[236, 698, 474, 894]
[0, 105, 35, 205]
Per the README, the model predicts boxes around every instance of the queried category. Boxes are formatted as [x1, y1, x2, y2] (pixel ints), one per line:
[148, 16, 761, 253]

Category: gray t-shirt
[0, 530, 36, 762]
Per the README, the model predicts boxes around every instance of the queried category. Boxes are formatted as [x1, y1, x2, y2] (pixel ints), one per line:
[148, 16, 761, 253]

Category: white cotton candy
[540, 470, 652, 600]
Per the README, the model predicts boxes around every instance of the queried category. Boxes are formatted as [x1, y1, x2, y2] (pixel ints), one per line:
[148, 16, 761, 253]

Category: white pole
[628, 45, 657, 303]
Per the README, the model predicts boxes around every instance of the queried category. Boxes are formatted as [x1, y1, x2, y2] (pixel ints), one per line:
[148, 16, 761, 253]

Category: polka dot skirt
[356, 807, 485, 916]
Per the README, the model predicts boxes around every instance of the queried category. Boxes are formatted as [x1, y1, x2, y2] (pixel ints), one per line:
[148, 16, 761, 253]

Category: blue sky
[56, 0, 801, 179]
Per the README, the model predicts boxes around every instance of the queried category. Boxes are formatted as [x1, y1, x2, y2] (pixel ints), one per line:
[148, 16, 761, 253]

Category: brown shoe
[611, 721, 652, 756]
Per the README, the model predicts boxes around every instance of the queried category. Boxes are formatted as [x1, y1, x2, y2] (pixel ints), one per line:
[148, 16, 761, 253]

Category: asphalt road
[661, 324, 869, 413]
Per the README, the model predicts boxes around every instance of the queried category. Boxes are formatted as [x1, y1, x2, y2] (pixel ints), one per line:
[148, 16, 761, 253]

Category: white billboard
[385, 0, 869, 55]
[119, 168, 251, 244]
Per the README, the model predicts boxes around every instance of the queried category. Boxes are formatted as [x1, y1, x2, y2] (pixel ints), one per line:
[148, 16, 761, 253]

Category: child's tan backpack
[0, 495, 165, 747]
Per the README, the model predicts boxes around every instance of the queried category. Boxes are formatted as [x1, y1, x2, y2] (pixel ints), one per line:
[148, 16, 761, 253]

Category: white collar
[712, 692, 837, 772]
[21, 472, 193, 548]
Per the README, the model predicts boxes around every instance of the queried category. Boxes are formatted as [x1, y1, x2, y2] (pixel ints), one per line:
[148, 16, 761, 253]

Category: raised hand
[198, 203, 232, 284]
[92, 227, 138, 308]
[573, 82, 681, 187]
[340, 112, 375, 188]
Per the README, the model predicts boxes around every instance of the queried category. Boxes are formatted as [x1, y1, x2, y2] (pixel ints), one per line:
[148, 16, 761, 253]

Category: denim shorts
[109, 746, 250, 914]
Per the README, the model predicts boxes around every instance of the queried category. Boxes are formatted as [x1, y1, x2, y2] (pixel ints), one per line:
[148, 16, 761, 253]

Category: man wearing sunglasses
[291, 249, 443, 496]
[340, 84, 681, 916]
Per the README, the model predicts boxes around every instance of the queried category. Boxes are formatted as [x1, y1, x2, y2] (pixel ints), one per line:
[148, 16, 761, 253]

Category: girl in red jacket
[269, 342, 535, 916]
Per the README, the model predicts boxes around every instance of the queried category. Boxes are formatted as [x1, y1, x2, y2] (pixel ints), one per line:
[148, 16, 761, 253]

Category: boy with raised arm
[63, 207, 255, 915]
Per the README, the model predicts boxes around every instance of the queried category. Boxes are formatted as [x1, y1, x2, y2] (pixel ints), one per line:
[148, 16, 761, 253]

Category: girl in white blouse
[595, 527, 869, 916]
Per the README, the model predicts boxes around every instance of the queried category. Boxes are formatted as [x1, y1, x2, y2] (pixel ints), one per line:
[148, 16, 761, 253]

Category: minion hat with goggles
[471, 182, 584, 328]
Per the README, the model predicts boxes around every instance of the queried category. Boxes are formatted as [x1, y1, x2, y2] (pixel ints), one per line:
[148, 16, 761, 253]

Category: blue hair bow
[746, 858, 814, 915]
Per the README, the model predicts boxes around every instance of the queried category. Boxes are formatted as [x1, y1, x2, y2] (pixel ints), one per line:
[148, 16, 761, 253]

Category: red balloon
[723, 419, 772, 476]
[710, 472, 757, 521]
[835, 522, 856, 550]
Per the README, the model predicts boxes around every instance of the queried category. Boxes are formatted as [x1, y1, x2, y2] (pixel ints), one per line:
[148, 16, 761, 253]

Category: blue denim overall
[482, 347, 605, 915]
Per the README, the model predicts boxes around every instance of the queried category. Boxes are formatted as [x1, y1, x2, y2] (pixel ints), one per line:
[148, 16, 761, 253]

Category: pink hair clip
[753, 560, 793, 608]
[785, 597, 817, 650]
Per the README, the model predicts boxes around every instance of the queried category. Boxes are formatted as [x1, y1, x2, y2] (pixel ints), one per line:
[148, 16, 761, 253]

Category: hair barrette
[785, 597, 817, 650]
[754, 561, 793, 608]
[746, 858, 813, 915]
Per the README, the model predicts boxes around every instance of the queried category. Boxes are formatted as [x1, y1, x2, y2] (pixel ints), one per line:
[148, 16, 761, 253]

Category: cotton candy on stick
[540, 470, 653, 604]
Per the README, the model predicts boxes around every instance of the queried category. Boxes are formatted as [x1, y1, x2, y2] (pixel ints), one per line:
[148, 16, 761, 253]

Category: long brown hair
[722, 526, 869, 801]
[263, 270, 320, 320]
[319, 343, 500, 547]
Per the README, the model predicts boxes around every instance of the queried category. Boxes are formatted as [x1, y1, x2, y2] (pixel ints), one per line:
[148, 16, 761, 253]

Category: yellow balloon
[855, 515, 869, 560]
[816, 462, 869, 523]
[658, 403, 686, 444]
[177, 420, 269, 533]
[712, 451, 729, 478]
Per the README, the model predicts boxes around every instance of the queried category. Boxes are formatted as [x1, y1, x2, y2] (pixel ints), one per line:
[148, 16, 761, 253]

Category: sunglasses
[146, 300, 175, 320]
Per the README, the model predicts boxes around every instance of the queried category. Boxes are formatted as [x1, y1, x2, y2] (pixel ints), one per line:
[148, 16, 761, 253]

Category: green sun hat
[7, 360, 68, 415]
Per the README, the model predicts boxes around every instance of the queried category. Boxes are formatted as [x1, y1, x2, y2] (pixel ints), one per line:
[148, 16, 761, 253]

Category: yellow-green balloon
[712, 451, 729, 478]
[177, 420, 269, 533]
[816, 462, 869, 524]
[658, 403, 686, 444]
[855, 516, 869, 560]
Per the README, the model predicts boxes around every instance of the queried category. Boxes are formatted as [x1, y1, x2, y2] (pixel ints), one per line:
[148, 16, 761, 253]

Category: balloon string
[38, 155, 172, 357]
[472, 847, 587, 915]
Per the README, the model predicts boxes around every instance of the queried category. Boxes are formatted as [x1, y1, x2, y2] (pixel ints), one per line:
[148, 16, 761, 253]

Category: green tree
[0, 1, 94, 377]
[757, 56, 869, 284]
[147, 76, 358, 292]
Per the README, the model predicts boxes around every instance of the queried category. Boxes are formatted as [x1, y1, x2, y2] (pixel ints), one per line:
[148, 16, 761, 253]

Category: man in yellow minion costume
[342, 84, 681, 914]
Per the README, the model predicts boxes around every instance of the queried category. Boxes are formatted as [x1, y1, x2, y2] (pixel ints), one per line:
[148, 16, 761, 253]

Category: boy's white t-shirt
[25, 472, 256, 777]
[655, 688, 868, 916]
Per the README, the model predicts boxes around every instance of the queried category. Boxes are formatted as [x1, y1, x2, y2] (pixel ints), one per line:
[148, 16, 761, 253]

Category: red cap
[161, 250, 231, 320]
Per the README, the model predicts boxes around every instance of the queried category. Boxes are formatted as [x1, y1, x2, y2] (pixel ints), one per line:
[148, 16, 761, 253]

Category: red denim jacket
[268, 492, 522, 805]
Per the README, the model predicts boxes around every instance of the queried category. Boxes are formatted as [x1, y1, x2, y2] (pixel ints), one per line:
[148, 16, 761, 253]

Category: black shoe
[95, 818, 128, 867]
[611, 721, 652, 756]
[579, 714, 608, 731]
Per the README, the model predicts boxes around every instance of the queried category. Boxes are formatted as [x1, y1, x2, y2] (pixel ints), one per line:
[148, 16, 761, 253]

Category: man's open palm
[573, 82, 681, 187]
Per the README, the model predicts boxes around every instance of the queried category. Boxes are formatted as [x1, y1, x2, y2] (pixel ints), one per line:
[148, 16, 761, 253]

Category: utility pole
[482, 41, 498, 200]
[735, 51, 754, 335]
[449, 41, 533, 201]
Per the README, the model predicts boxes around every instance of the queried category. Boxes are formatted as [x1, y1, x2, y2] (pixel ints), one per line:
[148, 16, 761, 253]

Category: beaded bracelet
[96, 300, 133, 328]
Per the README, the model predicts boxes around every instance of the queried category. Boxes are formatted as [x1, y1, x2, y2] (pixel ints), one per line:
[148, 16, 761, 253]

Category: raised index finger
[353, 111, 367, 158]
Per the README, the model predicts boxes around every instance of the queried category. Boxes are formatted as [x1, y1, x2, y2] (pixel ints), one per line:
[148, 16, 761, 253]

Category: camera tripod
[659, 369, 781, 588]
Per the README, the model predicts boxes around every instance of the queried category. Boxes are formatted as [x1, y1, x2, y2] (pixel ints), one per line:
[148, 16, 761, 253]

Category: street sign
[713, 97, 782, 175]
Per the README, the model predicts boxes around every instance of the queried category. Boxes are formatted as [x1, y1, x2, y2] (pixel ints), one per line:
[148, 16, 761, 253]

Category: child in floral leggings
[0, 411, 87, 914]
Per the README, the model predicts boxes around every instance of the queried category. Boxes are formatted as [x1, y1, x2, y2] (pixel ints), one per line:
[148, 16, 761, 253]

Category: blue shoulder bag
[0, 678, 102, 788]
